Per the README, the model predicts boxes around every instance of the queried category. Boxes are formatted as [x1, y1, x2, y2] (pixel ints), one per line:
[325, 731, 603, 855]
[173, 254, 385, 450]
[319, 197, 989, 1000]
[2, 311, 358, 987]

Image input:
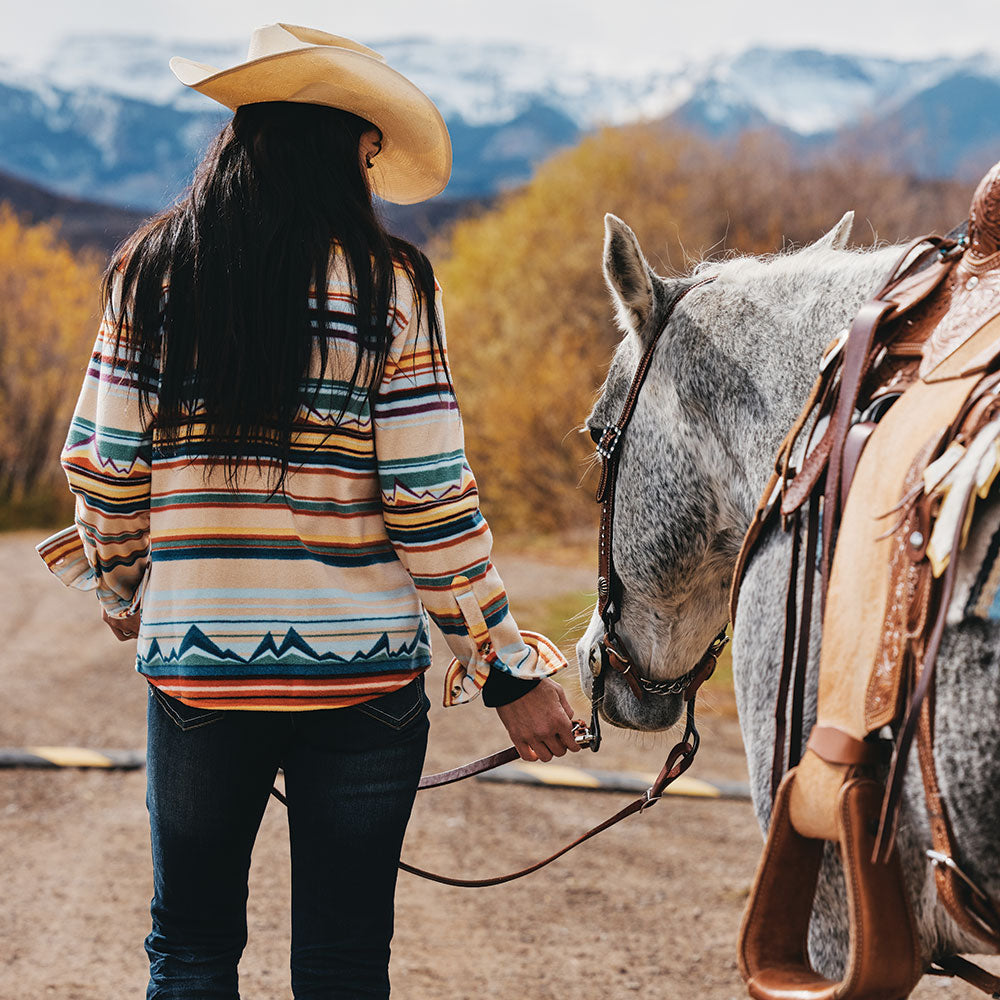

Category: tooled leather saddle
[732, 160, 1000, 999]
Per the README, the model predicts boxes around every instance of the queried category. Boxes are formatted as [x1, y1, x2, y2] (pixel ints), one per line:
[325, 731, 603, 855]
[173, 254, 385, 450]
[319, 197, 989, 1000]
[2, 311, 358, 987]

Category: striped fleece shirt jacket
[37, 250, 565, 710]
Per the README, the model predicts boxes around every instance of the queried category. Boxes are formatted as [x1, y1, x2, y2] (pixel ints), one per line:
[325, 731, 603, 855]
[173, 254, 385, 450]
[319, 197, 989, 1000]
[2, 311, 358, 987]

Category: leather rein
[268, 723, 695, 888]
[267, 276, 729, 888]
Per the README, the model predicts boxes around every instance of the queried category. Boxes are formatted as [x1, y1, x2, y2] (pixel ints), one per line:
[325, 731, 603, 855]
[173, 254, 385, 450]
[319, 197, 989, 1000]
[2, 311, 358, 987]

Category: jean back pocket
[354, 675, 429, 729]
[149, 684, 225, 731]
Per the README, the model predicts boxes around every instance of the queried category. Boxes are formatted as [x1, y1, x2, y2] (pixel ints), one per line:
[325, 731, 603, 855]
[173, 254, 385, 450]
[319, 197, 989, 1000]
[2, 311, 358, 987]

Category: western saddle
[733, 160, 1000, 999]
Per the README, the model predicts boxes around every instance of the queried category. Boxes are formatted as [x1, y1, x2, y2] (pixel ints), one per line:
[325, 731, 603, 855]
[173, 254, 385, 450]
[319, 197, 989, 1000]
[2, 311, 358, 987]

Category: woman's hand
[102, 607, 141, 642]
[494, 677, 581, 762]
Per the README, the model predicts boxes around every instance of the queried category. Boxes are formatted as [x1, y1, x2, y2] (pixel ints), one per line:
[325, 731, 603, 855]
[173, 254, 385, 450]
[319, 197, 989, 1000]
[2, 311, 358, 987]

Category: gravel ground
[0, 530, 994, 999]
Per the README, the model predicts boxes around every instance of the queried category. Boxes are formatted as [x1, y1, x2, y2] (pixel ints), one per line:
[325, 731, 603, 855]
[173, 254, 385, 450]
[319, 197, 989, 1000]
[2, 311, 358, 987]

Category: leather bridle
[590, 275, 728, 752]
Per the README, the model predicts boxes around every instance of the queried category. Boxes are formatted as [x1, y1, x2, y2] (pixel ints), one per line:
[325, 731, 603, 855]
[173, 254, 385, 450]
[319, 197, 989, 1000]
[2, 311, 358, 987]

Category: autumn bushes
[0, 123, 976, 533]
[0, 206, 102, 528]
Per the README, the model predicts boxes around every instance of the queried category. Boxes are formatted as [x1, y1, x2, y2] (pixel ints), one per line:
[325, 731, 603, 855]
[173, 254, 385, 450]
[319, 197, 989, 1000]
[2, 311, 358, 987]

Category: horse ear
[806, 211, 855, 252]
[603, 214, 655, 332]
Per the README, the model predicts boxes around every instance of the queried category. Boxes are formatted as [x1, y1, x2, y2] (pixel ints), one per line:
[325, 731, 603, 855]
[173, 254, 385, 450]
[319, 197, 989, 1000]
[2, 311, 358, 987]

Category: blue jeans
[144, 675, 430, 999]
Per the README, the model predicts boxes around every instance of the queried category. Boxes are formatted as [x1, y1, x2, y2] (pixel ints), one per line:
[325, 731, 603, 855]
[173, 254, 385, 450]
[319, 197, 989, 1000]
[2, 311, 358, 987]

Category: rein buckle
[639, 788, 660, 812]
[572, 721, 597, 749]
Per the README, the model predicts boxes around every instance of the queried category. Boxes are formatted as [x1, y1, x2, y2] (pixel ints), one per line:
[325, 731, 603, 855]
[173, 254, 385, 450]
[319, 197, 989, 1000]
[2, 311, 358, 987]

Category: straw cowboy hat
[170, 23, 452, 205]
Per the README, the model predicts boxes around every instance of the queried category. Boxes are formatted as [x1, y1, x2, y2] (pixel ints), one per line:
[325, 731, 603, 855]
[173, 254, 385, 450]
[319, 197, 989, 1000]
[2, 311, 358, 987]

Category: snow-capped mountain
[1, 33, 998, 211]
[3, 33, 696, 126]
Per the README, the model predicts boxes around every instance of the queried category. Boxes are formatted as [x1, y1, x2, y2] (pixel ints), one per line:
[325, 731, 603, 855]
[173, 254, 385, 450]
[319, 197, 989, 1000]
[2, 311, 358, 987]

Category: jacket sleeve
[39, 276, 155, 618]
[373, 277, 567, 706]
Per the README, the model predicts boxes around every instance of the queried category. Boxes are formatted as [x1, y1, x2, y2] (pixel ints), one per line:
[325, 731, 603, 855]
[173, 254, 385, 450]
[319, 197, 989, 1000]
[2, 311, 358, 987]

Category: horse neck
[704, 246, 902, 522]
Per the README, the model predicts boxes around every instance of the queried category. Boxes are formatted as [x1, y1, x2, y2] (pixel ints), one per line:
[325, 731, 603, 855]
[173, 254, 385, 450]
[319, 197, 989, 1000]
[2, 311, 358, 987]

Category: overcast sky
[2, 0, 997, 65]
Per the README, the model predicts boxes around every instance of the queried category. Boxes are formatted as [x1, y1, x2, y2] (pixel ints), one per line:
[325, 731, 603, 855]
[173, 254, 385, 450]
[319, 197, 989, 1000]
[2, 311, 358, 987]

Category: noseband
[589, 275, 727, 748]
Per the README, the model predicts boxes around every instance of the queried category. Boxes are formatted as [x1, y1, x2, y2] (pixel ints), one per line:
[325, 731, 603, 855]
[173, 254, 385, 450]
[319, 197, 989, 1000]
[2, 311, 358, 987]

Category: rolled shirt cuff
[36, 525, 96, 591]
[36, 523, 147, 617]
[443, 628, 566, 707]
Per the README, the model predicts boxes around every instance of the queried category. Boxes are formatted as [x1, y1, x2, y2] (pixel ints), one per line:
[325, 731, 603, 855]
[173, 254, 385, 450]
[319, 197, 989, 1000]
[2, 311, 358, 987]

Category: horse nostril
[589, 645, 602, 678]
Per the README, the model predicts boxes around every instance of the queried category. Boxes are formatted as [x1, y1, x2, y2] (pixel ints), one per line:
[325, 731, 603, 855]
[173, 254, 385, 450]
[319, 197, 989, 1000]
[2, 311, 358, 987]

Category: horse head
[576, 211, 861, 733]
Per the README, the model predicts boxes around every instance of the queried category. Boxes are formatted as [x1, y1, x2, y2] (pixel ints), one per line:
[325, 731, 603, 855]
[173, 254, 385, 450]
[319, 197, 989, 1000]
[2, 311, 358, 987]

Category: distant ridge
[0, 163, 483, 255]
[0, 167, 147, 255]
[3, 36, 999, 218]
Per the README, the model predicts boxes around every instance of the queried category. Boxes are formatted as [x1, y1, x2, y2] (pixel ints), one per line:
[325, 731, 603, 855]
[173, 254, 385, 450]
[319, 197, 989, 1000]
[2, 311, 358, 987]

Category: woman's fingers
[495, 677, 581, 762]
[556, 683, 574, 717]
[556, 706, 582, 753]
[101, 607, 141, 641]
[543, 697, 579, 758]
[525, 713, 577, 761]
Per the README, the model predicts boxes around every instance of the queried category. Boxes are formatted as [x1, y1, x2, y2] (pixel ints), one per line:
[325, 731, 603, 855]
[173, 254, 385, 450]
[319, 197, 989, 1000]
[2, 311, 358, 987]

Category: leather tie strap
[817, 237, 958, 596]
[820, 297, 897, 596]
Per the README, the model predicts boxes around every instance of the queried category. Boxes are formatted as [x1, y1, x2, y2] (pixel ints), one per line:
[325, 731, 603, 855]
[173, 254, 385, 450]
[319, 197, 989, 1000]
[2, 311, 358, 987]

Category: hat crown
[246, 23, 385, 64]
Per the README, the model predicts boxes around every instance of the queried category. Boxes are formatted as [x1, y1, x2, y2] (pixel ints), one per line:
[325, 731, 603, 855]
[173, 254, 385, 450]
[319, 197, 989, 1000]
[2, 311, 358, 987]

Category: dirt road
[0, 531, 990, 998]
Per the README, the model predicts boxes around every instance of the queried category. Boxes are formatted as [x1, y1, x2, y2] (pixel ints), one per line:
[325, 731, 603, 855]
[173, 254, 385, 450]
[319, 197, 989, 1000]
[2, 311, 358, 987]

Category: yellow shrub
[0, 205, 103, 521]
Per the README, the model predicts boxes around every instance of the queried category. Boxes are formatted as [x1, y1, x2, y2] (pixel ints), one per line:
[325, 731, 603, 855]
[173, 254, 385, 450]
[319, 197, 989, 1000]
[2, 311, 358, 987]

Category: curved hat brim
[170, 46, 452, 205]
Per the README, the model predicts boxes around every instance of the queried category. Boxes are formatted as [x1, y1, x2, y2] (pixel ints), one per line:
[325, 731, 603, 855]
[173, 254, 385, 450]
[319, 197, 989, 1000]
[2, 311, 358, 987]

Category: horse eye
[589, 426, 603, 445]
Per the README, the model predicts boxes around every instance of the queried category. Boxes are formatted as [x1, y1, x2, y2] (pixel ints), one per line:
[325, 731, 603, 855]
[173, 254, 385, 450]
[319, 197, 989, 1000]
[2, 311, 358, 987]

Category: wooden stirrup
[738, 770, 923, 1000]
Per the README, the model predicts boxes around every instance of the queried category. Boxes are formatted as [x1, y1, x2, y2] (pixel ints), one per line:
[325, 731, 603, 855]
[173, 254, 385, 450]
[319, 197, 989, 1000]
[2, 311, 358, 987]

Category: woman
[37, 24, 579, 1000]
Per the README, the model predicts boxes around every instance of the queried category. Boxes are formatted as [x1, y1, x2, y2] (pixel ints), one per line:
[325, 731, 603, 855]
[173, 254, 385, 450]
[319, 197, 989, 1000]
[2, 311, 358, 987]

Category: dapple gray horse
[577, 213, 1000, 976]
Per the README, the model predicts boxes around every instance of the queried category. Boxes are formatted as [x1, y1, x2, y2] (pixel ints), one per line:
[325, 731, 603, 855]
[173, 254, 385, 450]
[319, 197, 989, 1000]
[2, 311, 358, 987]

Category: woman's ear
[359, 128, 382, 170]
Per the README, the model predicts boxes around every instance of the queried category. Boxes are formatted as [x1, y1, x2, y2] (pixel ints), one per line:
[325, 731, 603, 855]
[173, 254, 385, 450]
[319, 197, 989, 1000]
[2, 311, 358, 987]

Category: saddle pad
[962, 506, 1000, 621]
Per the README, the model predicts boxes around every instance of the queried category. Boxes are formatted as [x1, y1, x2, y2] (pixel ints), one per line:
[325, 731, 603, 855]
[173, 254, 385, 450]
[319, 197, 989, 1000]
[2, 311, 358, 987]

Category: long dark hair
[104, 101, 445, 492]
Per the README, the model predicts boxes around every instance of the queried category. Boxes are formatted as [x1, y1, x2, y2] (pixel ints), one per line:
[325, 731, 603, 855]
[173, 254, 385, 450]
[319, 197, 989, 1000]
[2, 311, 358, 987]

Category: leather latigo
[734, 156, 1000, 1000]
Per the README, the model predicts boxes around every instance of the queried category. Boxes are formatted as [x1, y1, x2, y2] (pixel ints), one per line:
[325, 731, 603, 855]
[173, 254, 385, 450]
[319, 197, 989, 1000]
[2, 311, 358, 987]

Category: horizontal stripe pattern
[40, 250, 565, 709]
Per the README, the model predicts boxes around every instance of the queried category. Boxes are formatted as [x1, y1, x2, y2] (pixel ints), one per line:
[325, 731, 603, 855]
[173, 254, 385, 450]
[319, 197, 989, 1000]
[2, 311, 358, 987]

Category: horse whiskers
[577, 454, 601, 489]
[565, 605, 597, 627]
